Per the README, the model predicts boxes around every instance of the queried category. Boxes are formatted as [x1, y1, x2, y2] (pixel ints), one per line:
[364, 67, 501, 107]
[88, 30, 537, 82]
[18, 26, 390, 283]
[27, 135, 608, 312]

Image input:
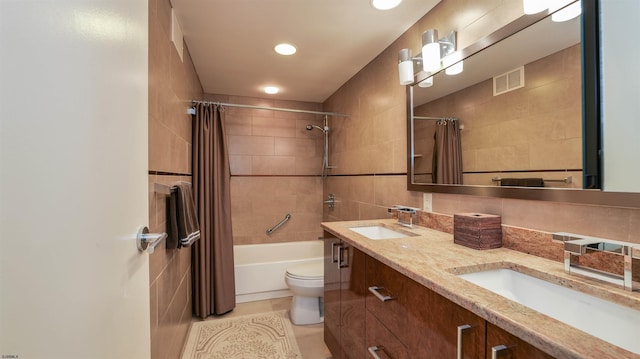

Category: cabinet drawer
[365, 256, 408, 342]
[366, 310, 409, 359]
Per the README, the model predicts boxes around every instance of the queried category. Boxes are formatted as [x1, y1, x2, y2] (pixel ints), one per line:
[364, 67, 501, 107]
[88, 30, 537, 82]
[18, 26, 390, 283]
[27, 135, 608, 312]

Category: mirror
[407, 1, 640, 208]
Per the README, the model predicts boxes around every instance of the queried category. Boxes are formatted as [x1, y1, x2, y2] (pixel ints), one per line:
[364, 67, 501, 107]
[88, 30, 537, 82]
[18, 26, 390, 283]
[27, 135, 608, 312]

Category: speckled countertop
[321, 219, 640, 359]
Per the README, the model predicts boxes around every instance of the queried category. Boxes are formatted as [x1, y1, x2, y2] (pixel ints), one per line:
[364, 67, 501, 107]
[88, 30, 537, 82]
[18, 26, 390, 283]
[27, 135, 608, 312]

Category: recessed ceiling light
[274, 43, 297, 55]
[264, 86, 279, 94]
[371, 0, 402, 10]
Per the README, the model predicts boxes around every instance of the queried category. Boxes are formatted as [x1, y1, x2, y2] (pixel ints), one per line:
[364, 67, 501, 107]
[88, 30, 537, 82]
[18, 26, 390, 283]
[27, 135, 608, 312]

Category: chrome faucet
[388, 205, 418, 227]
[555, 233, 640, 291]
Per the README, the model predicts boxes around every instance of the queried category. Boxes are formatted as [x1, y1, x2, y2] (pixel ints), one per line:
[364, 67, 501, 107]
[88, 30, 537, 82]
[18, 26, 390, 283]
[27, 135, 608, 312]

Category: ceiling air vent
[493, 66, 524, 96]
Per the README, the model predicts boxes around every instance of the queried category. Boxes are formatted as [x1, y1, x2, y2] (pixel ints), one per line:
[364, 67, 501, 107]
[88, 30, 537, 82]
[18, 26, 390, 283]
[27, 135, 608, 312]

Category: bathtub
[234, 240, 324, 303]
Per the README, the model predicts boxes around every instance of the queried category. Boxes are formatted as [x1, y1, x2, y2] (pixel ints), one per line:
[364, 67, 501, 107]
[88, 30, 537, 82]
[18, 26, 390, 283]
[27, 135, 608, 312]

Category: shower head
[306, 124, 328, 133]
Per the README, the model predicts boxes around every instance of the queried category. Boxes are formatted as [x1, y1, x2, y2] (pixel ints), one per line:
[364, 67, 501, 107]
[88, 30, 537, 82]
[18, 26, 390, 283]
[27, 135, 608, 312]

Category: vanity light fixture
[371, 0, 402, 10]
[397, 29, 460, 85]
[274, 43, 296, 55]
[264, 86, 279, 94]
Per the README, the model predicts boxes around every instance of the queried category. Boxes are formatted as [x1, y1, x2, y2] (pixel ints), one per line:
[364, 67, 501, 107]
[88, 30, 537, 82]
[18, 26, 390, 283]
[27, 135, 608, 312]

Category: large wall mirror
[407, 0, 640, 208]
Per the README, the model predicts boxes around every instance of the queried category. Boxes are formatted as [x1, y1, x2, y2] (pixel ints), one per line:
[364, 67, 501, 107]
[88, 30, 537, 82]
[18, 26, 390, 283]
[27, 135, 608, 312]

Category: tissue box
[453, 213, 502, 250]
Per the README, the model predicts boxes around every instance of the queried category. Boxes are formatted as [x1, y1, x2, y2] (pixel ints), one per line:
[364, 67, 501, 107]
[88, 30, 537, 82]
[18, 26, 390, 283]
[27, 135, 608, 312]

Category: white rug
[181, 310, 302, 359]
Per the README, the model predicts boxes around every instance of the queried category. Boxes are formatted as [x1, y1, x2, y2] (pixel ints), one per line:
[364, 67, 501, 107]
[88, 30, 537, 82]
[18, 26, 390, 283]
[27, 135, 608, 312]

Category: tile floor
[189, 297, 332, 359]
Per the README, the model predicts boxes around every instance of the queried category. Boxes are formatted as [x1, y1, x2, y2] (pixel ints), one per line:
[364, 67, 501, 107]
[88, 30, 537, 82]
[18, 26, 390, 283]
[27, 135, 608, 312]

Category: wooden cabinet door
[324, 232, 343, 358]
[365, 255, 409, 347]
[486, 323, 555, 359]
[341, 245, 367, 359]
[406, 279, 486, 359]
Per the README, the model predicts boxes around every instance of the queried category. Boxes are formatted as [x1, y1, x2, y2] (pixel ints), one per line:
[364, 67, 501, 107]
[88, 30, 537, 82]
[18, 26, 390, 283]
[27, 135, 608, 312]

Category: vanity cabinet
[326, 240, 553, 358]
[324, 231, 366, 359]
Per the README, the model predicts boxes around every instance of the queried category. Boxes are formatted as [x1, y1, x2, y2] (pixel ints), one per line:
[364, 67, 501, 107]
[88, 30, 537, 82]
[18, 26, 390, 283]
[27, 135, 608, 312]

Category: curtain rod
[191, 100, 349, 117]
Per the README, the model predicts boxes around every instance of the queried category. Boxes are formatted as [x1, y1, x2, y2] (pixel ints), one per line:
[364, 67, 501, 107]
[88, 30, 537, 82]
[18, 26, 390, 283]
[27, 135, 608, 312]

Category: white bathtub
[234, 240, 324, 303]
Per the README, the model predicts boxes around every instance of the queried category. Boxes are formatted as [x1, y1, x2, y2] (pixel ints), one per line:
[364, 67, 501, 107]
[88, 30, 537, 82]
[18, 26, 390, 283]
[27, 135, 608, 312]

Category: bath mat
[181, 310, 302, 359]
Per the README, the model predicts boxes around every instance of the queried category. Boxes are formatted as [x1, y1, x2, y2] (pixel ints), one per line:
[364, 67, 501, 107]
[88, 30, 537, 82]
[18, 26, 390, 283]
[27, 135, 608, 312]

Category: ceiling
[170, 0, 440, 103]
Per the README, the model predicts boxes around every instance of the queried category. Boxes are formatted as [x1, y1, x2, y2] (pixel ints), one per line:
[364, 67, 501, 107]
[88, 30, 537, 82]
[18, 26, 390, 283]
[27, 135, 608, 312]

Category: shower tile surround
[203, 93, 326, 246]
[321, 0, 640, 299]
[148, 0, 202, 357]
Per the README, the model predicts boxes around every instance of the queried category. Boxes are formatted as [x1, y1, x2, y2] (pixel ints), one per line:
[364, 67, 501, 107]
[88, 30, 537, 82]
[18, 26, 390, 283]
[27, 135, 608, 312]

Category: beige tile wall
[149, 0, 202, 357]
[415, 44, 583, 188]
[321, 0, 640, 247]
[203, 94, 326, 245]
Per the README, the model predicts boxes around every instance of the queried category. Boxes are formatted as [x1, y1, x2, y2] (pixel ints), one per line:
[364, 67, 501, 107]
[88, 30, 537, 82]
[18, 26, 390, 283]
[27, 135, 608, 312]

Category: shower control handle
[323, 193, 335, 209]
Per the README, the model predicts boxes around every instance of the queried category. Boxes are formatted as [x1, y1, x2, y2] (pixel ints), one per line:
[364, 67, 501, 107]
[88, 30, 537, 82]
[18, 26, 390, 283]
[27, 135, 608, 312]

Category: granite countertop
[321, 219, 640, 359]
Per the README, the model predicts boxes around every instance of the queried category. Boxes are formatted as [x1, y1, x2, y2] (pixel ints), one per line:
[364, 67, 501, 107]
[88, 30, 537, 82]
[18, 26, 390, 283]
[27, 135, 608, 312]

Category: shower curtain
[192, 103, 235, 317]
[432, 119, 463, 184]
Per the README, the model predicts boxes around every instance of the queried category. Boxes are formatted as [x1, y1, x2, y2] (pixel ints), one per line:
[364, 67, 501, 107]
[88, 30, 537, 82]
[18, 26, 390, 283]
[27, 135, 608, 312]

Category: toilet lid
[286, 261, 323, 280]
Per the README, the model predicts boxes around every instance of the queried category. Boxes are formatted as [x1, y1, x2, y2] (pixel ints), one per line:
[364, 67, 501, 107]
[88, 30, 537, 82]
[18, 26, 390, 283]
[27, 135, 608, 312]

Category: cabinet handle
[368, 286, 393, 302]
[338, 245, 349, 268]
[331, 242, 342, 263]
[456, 324, 472, 359]
[491, 344, 508, 359]
[367, 346, 385, 359]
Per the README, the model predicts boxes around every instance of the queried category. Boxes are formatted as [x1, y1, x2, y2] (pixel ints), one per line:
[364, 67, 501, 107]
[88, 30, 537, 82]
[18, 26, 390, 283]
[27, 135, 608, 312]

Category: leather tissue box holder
[453, 213, 502, 250]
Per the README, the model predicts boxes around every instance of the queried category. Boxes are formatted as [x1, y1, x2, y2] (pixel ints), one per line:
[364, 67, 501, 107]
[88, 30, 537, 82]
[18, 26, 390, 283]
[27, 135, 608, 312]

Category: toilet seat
[286, 261, 323, 280]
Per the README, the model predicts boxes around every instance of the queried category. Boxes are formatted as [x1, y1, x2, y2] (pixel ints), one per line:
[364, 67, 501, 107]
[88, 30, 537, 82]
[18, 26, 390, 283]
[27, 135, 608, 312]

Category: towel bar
[153, 183, 172, 195]
[491, 176, 572, 184]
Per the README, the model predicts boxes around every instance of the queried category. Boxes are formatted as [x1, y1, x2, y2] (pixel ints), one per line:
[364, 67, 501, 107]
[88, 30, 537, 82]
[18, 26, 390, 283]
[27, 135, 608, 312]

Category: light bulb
[443, 53, 464, 75]
[418, 76, 433, 88]
[551, 0, 581, 22]
[422, 29, 441, 73]
[523, 0, 549, 14]
[398, 48, 414, 85]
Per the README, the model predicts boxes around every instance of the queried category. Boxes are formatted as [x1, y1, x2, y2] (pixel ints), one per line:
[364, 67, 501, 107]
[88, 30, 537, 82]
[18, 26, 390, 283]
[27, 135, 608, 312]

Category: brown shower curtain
[192, 103, 235, 317]
[432, 119, 463, 184]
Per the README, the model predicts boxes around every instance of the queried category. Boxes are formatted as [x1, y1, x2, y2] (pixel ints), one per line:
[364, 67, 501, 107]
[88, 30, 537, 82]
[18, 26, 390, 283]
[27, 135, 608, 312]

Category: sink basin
[458, 268, 640, 354]
[348, 225, 414, 240]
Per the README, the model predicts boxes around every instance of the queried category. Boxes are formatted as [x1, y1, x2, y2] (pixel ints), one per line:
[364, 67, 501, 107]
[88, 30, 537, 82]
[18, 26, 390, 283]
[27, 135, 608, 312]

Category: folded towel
[499, 178, 544, 187]
[167, 182, 200, 249]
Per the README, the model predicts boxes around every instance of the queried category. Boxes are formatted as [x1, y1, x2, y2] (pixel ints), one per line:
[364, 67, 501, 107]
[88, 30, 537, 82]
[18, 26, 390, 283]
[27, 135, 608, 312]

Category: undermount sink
[457, 268, 640, 354]
[348, 225, 416, 240]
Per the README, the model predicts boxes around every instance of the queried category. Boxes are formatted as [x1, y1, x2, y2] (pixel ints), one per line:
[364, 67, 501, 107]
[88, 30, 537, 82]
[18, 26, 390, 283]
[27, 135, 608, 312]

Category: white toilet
[284, 260, 324, 325]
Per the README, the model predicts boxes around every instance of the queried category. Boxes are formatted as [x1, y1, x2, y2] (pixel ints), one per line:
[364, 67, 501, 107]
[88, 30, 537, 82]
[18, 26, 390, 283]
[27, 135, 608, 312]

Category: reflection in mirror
[599, 0, 640, 192]
[410, 13, 581, 189]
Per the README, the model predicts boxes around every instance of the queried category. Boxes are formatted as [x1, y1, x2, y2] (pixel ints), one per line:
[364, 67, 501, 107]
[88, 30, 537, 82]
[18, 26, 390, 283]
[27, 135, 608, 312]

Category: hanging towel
[499, 178, 544, 187]
[167, 182, 200, 249]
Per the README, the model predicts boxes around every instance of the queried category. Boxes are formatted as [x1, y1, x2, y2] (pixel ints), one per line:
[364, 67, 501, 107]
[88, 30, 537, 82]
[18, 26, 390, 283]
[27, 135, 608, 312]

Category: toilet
[284, 260, 324, 325]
